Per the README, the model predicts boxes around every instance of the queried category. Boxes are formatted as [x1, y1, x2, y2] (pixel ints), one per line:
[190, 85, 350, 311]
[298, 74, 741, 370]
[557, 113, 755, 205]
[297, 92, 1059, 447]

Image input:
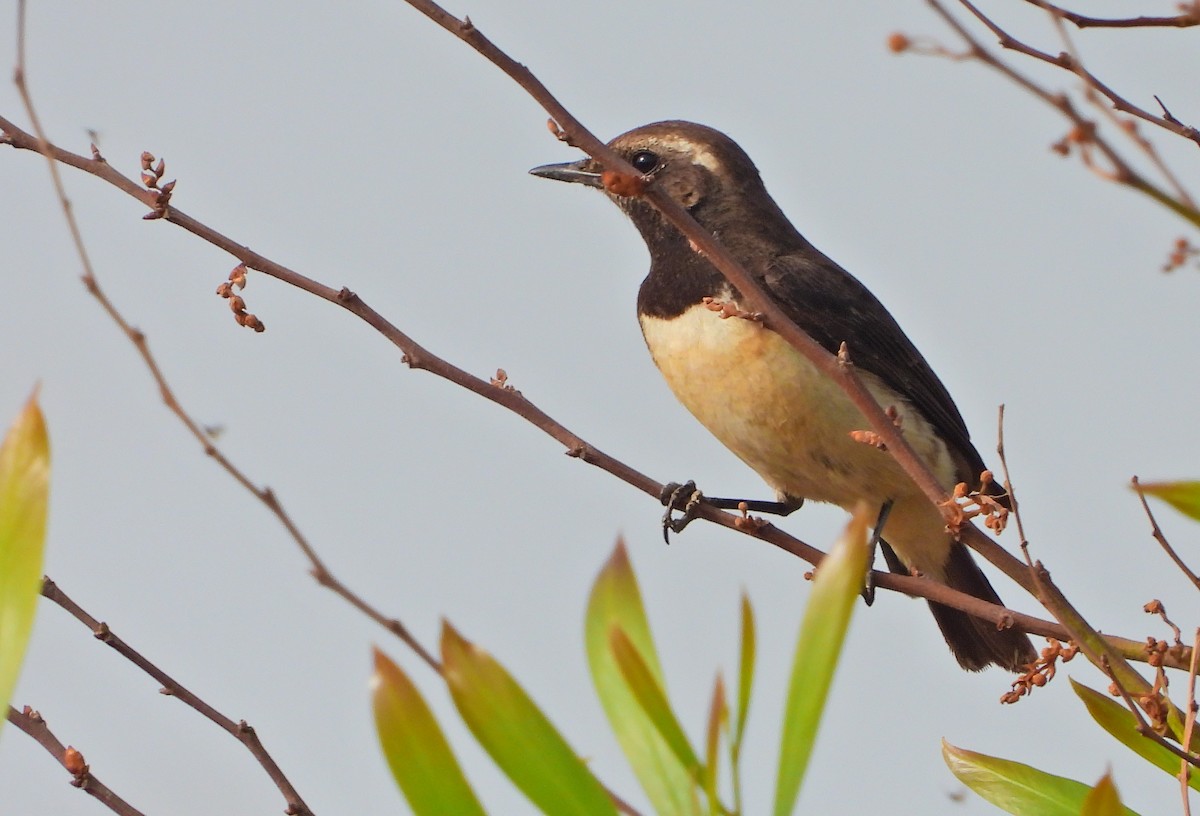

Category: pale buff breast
[638, 304, 962, 575]
[637, 304, 958, 510]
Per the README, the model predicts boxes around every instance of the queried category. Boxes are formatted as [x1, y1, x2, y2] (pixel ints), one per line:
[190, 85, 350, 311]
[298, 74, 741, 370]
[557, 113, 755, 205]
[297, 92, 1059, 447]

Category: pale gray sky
[2, 1, 1198, 814]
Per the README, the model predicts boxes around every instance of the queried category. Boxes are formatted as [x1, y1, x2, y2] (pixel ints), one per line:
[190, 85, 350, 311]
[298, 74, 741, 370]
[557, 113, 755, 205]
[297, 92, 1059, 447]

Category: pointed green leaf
[609, 626, 703, 779]
[943, 740, 1142, 816]
[0, 391, 51, 736]
[585, 539, 701, 815]
[441, 622, 616, 816]
[1071, 678, 1200, 791]
[1137, 480, 1200, 522]
[1081, 772, 1125, 816]
[773, 505, 871, 816]
[734, 592, 754, 753]
[371, 648, 487, 816]
[704, 674, 727, 814]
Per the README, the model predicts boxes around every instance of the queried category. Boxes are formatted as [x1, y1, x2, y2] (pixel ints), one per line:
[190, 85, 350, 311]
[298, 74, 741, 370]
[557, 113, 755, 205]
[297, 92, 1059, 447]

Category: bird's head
[531, 121, 772, 242]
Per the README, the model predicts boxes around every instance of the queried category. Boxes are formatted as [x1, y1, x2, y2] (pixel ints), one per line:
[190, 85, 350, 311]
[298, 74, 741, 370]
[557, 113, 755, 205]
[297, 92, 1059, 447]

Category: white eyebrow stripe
[651, 135, 723, 174]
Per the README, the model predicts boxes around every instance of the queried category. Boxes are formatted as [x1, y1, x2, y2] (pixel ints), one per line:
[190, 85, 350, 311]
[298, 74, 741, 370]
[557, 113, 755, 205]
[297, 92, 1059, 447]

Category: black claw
[660, 481, 702, 542]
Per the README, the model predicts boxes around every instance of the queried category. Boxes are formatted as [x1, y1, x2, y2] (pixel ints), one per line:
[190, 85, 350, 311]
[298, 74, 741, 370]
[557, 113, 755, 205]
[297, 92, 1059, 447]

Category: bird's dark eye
[630, 150, 660, 174]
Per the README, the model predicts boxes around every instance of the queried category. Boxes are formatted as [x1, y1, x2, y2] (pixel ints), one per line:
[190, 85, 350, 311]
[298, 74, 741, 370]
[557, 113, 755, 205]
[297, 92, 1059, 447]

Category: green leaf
[1137, 479, 1200, 522]
[371, 648, 487, 816]
[1071, 678, 1200, 791]
[609, 626, 703, 779]
[773, 504, 871, 816]
[734, 591, 754, 753]
[440, 623, 617, 816]
[703, 674, 726, 813]
[585, 539, 701, 816]
[0, 391, 51, 736]
[1081, 772, 1125, 816]
[943, 740, 1142, 816]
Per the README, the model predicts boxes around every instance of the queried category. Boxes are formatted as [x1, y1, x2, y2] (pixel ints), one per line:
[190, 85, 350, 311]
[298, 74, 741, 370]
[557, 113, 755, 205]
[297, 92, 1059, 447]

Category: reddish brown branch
[953, 0, 1200, 147]
[40, 579, 314, 815]
[6, 705, 145, 816]
[905, 0, 1200, 234]
[1023, 0, 1200, 29]
[1131, 476, 1200, 590]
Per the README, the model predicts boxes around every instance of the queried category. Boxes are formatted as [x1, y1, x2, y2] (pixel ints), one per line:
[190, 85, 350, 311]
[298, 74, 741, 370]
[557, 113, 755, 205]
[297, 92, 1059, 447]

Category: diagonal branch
[40, 578, 315, 816]
[1022, 0, 1200, 30]
[955, 0, 1200, 147]
[7, 705, 146, 816]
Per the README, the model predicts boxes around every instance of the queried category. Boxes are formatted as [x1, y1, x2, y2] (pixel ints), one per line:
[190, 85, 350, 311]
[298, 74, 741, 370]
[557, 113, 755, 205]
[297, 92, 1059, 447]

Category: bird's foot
[660, 481, 706, 542]
[659, 482, 805, 542]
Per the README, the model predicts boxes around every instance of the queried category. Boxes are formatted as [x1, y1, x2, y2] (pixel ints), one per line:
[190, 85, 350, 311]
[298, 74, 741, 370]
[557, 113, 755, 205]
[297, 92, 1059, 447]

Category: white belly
[639, 303, 959, 574]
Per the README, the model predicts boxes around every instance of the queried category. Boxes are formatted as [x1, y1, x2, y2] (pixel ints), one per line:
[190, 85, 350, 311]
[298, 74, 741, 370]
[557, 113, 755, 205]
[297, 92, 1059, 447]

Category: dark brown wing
[760, 249, 989, 484]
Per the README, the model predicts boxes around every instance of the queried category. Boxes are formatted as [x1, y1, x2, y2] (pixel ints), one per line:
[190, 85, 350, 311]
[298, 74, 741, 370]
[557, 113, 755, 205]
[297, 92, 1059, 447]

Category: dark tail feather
[882, 540, 1037, 672]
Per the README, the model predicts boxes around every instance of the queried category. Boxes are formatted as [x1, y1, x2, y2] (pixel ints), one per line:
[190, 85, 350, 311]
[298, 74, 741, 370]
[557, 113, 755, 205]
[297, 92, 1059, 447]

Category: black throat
[631, 193, 806, 321]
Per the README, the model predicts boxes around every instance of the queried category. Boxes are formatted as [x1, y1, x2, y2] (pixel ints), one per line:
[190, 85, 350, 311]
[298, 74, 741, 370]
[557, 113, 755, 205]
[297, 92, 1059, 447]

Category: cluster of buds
[1163, 237, 1198, 272]
[700, 296, 764, 322]
[1050, 122, 1097, 158]
[1001, 637, 1077, 704]
[139, 151, 176, 220]
[849, 404, 903, 452]
[942, 471, 1009, 535]
[733, 500, 769, 534]
[848, 429, 886, 451]
[1109, 670, 1171, 736]
[489, 368, 521, 395]
[215, 264, 265, 332]
[1141, 636, 1176, 673]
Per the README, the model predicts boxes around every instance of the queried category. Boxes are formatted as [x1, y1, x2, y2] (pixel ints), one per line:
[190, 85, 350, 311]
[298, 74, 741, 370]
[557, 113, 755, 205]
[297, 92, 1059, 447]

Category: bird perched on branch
[531, 120, 1036, 672]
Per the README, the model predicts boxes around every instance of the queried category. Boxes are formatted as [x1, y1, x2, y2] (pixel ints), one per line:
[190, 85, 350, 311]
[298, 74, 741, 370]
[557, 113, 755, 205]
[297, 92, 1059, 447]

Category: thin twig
[40, 578, 315, 815]
[995, 405, 1030, 561]
[1181, 628, 1200, 813]
[1048, 13, 1197, 210]
[12, 5, 319, 810]
[6, 705, 146, 816]
[1100, 656, 1200, 768]
[1132, 476, 1200, 590]
[955, 0, 1200, 146]
[919, 0, 1200, 231]
[1023, 0, 1200, 30]
[9, 0, 440, 675]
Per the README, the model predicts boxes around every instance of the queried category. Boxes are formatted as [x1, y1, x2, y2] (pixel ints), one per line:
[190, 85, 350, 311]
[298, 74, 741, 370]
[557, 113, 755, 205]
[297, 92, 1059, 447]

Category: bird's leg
[659, 481, 803, 542]
[861, 499, 894, 606]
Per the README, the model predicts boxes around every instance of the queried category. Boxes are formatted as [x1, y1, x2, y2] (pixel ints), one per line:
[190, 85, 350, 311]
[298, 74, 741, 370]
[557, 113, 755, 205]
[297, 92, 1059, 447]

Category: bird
[530, 120, 1037, 672]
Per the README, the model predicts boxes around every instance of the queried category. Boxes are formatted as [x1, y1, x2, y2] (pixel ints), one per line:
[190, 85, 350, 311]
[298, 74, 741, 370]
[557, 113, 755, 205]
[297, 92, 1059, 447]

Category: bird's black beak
[529, 159, 603, 189]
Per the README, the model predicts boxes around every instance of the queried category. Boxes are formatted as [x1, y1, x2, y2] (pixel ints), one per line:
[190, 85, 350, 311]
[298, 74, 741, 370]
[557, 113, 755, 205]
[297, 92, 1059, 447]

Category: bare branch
[908, 0, 1200, 233]
[955, 0, 1200, 146]
[1132, 476, 1200, 590]
[6, 706, 145, 816]
[1023, 0, 1200, 29]
[40, 579, 314, 815]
